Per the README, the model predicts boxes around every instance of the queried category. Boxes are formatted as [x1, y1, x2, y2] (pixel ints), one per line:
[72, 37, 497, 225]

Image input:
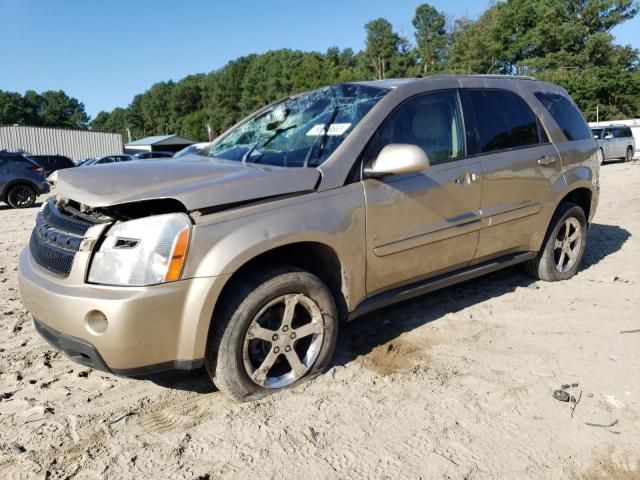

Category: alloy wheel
[553, 217, 582, 273]
[243, 293, 325, 389]
[9, 186, 35, 208]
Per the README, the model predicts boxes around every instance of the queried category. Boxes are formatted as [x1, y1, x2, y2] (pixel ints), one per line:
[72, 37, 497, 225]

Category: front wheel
[625, 146, 634, 162]
[206, 267, 338, 402]
[525, 203, 588, 282]
[7, 184, 37, 209]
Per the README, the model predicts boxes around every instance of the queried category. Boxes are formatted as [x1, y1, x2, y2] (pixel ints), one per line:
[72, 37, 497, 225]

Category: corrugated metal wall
[0, 125, 123, 161]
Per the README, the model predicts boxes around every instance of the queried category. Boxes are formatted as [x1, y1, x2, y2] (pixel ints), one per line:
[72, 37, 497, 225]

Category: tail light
[29, 165, 44, 173]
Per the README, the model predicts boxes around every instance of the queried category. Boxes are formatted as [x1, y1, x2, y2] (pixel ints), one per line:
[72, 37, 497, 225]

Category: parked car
[19, 76, 599, 402]
[591, 125, 635, 163]
[29, 154, 75, 176]
[173, 143, 210, 158]
[48, 155, 134, 185]
[133, 151, 174, 160]
[0, 151, 50, 208]
[82, 155, 134, 166]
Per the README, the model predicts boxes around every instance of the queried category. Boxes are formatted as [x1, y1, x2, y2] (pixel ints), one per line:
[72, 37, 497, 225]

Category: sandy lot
[1, 162, 639, 479]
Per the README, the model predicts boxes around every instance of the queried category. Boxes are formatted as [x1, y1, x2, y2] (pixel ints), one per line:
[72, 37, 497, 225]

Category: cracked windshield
[206, 83, 389, 167]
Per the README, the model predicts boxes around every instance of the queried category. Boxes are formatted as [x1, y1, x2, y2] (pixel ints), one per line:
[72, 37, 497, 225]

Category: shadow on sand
[0, 201, 44, 211]
[144, 223, 629, 392]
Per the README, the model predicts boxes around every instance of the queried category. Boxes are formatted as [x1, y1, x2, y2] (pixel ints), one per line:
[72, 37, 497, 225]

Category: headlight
[88, 213, 191, 286]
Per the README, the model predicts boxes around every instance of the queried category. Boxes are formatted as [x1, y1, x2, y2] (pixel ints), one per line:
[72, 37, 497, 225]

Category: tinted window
[534, 92, 591, 141]
[466, 90, 541, 153]
[591, 128, 603, 139]
[613, 127, 633, 138]
[365, 90, 465, 165]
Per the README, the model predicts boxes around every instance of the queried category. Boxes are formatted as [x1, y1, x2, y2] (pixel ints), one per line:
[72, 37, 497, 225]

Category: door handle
[454, 172, 479, 185]
[538, 156, 557, 166]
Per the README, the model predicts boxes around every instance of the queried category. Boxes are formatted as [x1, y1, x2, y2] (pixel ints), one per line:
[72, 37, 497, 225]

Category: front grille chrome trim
[29, 200, 100, 278]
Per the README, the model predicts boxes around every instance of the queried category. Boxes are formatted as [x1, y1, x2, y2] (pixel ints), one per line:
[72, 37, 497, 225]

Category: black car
[29, 154, 75, 176]
[0, 151, 50, 208]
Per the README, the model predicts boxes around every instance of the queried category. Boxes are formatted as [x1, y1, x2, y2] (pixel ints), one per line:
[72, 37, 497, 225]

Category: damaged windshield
[205, 83, 389, 168]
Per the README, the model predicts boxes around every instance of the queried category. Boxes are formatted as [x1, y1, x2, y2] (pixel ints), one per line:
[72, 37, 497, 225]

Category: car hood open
[55, 156, 321, 211]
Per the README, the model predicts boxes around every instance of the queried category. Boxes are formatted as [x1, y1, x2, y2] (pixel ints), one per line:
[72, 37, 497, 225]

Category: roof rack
[470, 74, 536, 80]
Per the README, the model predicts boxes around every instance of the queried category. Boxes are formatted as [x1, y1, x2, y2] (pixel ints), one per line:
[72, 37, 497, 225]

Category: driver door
[363, 90, 483, 295]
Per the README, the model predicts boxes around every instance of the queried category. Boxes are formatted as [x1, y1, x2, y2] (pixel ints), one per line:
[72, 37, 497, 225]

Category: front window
[205, 83, 389, 168]
[591, 128, 603, 139]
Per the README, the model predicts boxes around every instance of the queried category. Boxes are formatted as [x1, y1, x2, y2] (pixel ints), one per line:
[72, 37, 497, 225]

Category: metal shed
[0, 125, 123, 161]
[124, 135, 196, 154]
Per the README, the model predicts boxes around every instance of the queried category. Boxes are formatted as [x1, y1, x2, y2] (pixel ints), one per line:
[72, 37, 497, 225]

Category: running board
[348, 252, 536, 321]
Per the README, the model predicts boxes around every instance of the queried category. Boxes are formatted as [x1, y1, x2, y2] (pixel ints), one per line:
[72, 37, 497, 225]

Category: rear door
[460, 87, 561, 262]
[602, 127, 617, 158]
[363, 89, 483, 294]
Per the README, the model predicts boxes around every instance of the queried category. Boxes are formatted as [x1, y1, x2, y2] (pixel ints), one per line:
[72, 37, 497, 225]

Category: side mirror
[365, 144, 431, 178]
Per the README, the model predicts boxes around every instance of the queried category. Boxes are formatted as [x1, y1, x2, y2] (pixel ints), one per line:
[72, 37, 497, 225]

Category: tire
[625, 146, 634, 162]
[6, 184, 37, 209]
[525, 203, 588, 282]
[206, 266, 338, 402]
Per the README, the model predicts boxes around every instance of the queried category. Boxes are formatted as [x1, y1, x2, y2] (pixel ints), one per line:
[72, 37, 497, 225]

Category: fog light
[85, 310, 108, 335]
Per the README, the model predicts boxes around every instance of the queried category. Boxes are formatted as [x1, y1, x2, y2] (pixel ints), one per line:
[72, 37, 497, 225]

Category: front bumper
[19, 248, 229, 374]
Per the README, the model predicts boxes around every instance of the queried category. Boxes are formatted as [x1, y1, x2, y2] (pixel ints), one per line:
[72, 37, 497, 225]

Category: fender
[1, 178, 42, 201]
[184, 183, 368, 311]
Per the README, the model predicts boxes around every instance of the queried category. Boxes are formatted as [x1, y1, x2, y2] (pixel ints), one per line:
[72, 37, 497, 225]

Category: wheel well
[213, 242, 349, 325]
[2, 181, 38, 202]
[560, 188, 592, 222]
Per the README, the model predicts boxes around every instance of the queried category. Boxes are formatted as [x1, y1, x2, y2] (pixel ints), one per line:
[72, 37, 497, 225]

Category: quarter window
[466, 90, 541, 153]
[365, 90, 465, 165]
[534, 92, 592, 141]
[613, 127, 633, 138]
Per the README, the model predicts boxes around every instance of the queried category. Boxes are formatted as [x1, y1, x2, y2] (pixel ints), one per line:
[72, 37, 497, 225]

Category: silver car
[591, 125, 635, 163]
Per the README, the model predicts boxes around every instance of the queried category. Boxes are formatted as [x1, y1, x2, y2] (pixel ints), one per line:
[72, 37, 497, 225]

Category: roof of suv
[351, 75, 537, 89]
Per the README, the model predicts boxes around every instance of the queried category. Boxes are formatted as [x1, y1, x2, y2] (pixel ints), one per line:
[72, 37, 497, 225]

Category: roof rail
[471, 74, 536, 80]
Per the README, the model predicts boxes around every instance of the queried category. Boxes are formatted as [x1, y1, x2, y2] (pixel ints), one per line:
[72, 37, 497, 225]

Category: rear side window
[534, 92, 592, 141]
[465, 90, 541, 154]
[613, 127, 633, 138]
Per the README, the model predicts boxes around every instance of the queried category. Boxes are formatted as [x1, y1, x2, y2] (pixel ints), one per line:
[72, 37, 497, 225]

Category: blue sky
[1, 0, 638, 118]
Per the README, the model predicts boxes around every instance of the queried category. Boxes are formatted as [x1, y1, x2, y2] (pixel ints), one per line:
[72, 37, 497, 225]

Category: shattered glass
[206, 84, 389, 168]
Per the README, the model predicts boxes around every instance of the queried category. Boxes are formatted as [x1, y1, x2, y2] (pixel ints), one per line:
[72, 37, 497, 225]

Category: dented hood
[55, 156, 320, 211]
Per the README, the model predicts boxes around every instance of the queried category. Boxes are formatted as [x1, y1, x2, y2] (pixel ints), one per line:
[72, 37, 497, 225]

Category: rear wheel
[206, 267, 338, 402]
[625, 146, 634, 162]
[6, 184, 37, 209]
[525, 203, 588, 282]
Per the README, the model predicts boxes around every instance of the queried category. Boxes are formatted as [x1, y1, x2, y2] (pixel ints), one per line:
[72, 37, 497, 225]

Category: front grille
[29, 201, 97, 277]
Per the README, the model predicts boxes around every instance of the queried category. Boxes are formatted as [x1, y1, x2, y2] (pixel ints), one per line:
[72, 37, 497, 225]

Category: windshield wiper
[303, 106, 340, 167]
[242, 124, 297, 164]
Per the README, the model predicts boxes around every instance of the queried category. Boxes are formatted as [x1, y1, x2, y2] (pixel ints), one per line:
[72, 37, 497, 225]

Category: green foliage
[0, 89, 89, 129]
[87, 1, 639, 139]
[413, 4, 448, 74]
[365, 18, 405, 79]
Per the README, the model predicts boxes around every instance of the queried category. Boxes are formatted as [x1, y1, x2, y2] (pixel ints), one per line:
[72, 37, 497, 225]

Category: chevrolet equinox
[19, 76, 600, 401]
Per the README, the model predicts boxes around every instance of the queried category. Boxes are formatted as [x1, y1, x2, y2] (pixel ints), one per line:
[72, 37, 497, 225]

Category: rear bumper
[36, 180, 50, 195]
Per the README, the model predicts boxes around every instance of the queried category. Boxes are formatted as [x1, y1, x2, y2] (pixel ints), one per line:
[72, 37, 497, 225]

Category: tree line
[0, 89, 89, 129]
[2, 1, 639, 141]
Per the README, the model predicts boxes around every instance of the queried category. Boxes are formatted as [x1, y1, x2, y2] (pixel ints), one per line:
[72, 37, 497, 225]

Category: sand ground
[0, 162, 639, 479]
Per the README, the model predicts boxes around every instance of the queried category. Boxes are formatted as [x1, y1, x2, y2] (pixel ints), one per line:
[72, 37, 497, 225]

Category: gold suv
[19, 76, 600, 401]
